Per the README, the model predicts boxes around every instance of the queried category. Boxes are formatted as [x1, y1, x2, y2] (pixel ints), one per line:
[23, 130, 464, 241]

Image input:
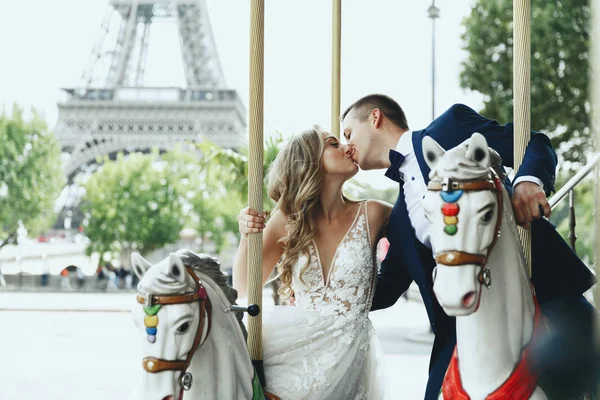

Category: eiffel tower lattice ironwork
[55, 0, 246, 182]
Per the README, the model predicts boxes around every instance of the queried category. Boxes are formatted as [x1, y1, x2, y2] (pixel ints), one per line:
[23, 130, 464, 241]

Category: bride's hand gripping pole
[248, 0, 266, 387]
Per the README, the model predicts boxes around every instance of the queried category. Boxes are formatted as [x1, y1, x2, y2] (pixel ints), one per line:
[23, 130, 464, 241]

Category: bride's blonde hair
[267, 126, 326, 297]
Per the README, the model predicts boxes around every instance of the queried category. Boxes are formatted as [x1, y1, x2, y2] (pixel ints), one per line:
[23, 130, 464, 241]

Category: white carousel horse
[129, 250, 278, 400]
[422, 133, 547, 400]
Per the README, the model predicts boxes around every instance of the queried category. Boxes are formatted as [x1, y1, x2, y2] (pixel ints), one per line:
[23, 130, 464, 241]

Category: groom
[341, 94, 597, 399]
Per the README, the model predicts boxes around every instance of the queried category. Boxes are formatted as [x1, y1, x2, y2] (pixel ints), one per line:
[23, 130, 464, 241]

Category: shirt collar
[395, 130, 414, 156]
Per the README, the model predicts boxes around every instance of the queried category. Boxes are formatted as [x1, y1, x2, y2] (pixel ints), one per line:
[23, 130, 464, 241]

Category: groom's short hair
[341, 94, 409, 130]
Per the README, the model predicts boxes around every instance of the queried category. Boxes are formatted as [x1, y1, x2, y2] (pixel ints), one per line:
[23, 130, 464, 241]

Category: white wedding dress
[262, 201, 388, 400]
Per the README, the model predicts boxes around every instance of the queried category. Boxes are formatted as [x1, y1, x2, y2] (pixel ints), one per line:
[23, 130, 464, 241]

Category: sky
[0, 0, 484, 190]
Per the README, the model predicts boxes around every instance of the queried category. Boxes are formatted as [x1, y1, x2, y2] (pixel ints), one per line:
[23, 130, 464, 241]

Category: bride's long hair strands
[267, 127, 325, 297]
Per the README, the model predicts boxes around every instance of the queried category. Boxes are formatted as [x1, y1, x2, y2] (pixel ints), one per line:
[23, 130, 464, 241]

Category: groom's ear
[372, 109, 383, 128]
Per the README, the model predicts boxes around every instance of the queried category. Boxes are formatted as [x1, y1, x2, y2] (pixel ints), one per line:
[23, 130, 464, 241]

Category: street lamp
[428, 0, 440, 121]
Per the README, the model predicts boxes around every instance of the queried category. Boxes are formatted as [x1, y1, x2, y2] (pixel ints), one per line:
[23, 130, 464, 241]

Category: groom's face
[342, 108, 377, 170]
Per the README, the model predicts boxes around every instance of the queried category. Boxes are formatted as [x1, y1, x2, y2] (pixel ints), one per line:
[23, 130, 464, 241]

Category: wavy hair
[267, 126, 327, 297]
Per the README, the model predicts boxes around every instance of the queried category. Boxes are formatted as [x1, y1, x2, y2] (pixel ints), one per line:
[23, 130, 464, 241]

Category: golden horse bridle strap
[138, 267, 212, 375]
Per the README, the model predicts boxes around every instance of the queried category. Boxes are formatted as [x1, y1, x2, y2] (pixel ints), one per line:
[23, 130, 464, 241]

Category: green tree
[160, 144, 242, 255]
[549, 174, 595, 265]
[460, 0, 591, 167]
[80, 151, 185, 264]
[160, 134, 284, 255]
[199, 133, 283, 207]
[0, 107, 64, 250]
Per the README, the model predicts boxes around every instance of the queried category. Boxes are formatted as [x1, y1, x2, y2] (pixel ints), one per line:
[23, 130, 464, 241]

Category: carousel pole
[591, 0, 600, 370]
[248, 0, 266, 386]
[331, 0, 341, 138]
[513, 0, 532, 276]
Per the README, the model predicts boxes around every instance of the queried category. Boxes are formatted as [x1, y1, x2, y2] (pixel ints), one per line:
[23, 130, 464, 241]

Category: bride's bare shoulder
[365, 199, 393, 239]
[365, 199, 393, 220]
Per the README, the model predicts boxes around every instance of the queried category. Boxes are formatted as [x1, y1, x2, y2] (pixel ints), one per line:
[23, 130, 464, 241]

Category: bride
[233, 127, 392, 399]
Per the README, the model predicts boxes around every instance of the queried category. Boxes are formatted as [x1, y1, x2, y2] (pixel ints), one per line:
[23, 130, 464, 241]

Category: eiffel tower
[55, 0, 246, 183]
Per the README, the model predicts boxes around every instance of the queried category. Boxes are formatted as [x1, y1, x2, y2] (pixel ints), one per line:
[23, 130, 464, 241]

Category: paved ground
[0, 291, 433, 399]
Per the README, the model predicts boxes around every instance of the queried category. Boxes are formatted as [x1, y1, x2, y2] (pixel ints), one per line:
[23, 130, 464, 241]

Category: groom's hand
[511, 181, 551, 229]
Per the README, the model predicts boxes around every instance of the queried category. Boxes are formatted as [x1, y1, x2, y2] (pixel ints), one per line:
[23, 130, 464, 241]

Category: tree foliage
[198, 133, 283, 206]
[181, 134, 283, 252]
[0, 107, 64, 249]
[81, 135, 284, 261]
[80, 151, 185, 263]
[460, 0, 591, 167]
[549, 174, 595, 265]
[160, 143, 243, 255]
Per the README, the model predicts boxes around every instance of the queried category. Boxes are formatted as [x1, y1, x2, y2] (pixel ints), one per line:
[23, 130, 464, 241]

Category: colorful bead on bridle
[141, 284, 208, 344]
[440, 189, 463, 236]
[144, 304, 162, 343]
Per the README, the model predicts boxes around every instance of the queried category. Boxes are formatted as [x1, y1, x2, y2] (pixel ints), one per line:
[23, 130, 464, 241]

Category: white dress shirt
[395, 131, 434, 251]
[394, 131, 543, 252]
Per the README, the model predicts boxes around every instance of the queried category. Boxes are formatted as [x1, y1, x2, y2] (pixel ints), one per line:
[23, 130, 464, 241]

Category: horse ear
[168, 253, 187, 284]
[422, 136, 446, 170]
[466, 132, 491, 169]
[131, 253, 152, 280]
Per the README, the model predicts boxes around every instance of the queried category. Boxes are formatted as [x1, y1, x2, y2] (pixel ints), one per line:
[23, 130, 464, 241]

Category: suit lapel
[412, 130, 431, 184]
[390, 181, 428, 290]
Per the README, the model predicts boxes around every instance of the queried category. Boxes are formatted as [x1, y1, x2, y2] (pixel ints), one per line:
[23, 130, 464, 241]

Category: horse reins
[427, 168, 504, 288]
[136, 267, 212, 390]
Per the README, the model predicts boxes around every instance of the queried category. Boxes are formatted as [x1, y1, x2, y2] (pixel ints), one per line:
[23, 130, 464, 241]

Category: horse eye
[177, 322, 191, 333]
[481, 210, 494, 223]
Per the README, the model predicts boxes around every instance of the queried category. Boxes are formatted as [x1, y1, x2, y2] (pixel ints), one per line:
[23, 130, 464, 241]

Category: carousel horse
[422, 133, 549, 400]
[129, 250, 279, 400]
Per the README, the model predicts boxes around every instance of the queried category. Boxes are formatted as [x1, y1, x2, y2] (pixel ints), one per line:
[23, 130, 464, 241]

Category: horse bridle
[136, 266, 212, 391]
[427, 168, 503, 288]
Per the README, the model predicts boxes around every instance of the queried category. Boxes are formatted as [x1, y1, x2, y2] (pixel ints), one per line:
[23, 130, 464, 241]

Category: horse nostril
[162, 396, 174, 400]
[462, 291, 476, 308]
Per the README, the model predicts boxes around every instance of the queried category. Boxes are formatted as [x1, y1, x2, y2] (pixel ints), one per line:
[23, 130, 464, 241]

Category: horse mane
[178, 251, 248, 341]
[489, 148, 508, 181]
[137, 250, 248, 341]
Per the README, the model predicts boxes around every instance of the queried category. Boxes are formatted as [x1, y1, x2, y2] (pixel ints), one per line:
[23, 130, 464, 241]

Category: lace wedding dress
[262, 201, 388, 400]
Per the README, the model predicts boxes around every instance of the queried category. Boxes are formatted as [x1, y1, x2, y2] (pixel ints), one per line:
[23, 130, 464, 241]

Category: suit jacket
[371, 103, 596, 398]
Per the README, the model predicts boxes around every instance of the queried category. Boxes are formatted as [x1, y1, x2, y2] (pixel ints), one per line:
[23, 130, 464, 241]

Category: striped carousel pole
[248, 0, 266, 385]
[513, 0, 532, 276]
[331, 0, 341, 138]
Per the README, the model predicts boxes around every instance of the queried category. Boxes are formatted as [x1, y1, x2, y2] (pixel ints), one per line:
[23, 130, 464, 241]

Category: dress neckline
[311, 201, 365, 287]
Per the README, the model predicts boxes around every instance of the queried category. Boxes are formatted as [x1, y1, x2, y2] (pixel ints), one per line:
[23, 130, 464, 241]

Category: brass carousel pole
[331, 0, 341, 138]
[248, 0, 265, 385]
[513, 0, 532, 276]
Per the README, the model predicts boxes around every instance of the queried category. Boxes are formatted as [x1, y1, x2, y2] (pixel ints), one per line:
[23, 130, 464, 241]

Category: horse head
[423, 133, 505, 317]
[130, 250, 252, 400]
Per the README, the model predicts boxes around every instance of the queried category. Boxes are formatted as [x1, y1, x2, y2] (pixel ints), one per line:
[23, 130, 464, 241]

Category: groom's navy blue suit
[371, 104, 597, 399]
